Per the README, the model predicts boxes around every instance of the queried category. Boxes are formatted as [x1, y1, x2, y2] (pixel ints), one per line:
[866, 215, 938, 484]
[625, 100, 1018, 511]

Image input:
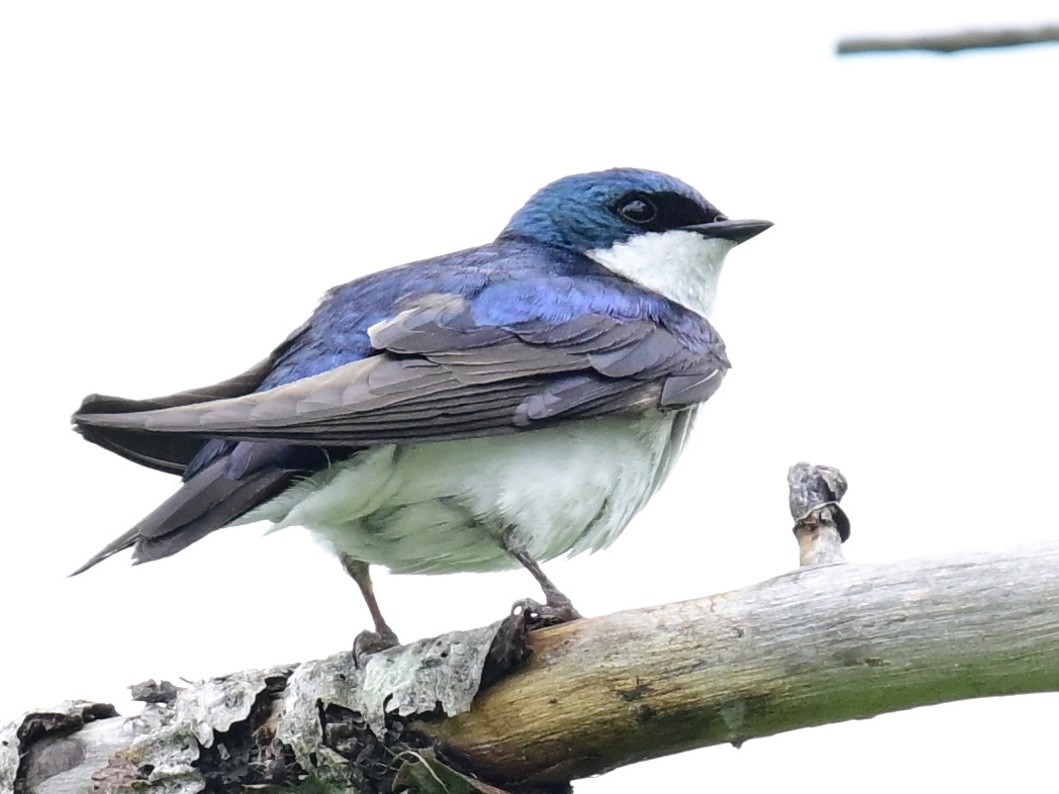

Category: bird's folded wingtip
[72, 393, 129, 422]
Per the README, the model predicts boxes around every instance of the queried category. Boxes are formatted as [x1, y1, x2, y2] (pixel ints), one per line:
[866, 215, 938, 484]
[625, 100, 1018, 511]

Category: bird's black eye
[607, 189, 717, 232]
[614, 193, 658, 225]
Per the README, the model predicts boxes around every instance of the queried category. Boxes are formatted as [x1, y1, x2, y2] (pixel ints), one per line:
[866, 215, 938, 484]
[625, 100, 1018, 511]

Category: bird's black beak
[682, 218, 772, 244]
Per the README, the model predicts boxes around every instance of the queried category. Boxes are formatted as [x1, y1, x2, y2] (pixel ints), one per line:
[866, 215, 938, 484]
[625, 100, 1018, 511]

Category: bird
[72, 168, 771, 655]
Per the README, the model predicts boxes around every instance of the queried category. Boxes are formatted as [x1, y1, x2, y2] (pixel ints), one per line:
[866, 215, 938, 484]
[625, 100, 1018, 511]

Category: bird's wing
[73, 294, 729, 447]
[74, 319, 314, 474]
[74, 358, 276, 474]
[71, 288, 726, 573]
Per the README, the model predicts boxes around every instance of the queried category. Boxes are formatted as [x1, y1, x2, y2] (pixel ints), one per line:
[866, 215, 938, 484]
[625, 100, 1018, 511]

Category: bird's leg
[501, 534, 582, 626]
[339, 554, 400, 665]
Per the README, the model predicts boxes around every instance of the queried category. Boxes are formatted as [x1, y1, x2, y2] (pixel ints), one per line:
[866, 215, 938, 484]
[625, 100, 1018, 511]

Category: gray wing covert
[73, 295, 729, 447]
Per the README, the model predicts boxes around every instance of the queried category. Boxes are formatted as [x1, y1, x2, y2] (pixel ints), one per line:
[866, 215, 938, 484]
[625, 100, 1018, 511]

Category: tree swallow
[73, 168, 770, 652]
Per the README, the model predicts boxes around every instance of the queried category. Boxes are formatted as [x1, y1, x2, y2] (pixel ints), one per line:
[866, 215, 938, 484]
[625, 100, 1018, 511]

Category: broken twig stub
[788, 462, 849, 566]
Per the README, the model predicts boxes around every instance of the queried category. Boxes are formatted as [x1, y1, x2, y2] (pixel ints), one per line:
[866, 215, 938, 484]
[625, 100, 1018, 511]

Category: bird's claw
[510, 596, 581, 629]
[352, 627, 400, 668]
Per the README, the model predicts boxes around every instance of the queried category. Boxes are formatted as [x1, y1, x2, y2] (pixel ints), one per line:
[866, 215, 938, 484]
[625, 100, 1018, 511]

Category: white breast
[588, 230, 734, 318]
[241, 410, 696, 575]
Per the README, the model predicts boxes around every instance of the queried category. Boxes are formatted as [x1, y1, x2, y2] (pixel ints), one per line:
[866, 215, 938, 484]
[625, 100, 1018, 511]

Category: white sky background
[2, 2, 1057, 791]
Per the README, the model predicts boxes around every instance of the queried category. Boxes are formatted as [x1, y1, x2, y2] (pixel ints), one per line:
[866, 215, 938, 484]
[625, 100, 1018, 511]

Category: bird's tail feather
[71, 457, 294, 575]
[69, 528, 140, 576]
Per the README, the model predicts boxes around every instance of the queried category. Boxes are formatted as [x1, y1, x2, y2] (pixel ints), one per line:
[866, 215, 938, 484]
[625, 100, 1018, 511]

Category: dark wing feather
[74, 358, 275, 474]
[73, 296, 728, 447]
[73, 318, 313, 474]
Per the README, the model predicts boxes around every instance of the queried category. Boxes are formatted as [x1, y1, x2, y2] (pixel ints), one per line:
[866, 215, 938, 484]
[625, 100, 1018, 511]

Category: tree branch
[4, 467, 1058, 793]
[421, 541, 1059, 786]
[837, 25, 1059, 55]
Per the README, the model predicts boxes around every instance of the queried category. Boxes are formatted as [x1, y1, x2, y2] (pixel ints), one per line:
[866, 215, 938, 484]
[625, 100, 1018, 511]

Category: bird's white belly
[242, 410, 695, 574]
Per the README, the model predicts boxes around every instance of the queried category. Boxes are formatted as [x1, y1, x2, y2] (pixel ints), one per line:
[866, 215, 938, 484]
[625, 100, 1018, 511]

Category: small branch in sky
[837, 25, 1059, 55]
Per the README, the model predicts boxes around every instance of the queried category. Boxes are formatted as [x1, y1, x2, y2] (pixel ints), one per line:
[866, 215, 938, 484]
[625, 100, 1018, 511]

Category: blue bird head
[500, 168, 771, 319]
[499, 168, 768, 253]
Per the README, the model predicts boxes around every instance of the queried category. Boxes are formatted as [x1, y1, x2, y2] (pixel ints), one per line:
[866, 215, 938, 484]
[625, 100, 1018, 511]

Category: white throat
[587, 230, 734, 319]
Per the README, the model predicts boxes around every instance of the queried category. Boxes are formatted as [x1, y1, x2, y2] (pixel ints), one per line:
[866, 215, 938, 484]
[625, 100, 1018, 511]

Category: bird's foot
[352, 626, 400, 668]
[510, 595, 582, 630]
